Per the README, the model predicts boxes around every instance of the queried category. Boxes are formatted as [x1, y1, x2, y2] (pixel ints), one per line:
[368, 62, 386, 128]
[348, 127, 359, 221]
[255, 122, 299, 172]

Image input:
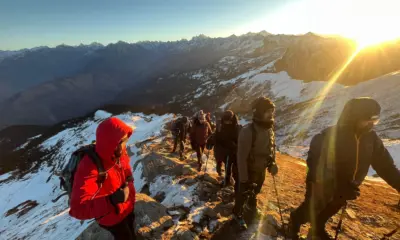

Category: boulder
[76, 222, 113, 240]
[134, 153, 183, 183]
[203, 207, 218, 219]
[184, 178, 197, 186]
[76, 194, 175, 239]
[171, 227, 199, 240]
[182, 165, 196, 176]
[259, 213, 280, 237]
[202, 173, 220, 185]
[214, 202, 234, 217]
[135, 193, 174, 239]
[345, 208, 357, 220]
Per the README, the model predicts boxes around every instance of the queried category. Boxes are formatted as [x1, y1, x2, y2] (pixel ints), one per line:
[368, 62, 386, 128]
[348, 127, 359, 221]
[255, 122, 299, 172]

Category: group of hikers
[65, 96, 400, 240]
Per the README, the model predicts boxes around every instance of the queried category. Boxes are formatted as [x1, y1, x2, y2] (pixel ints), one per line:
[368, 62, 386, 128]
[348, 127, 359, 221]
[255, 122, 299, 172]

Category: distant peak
[304, 32, 318, 37]
[191, 34, 210, 41]
[89, 42, 103, 47]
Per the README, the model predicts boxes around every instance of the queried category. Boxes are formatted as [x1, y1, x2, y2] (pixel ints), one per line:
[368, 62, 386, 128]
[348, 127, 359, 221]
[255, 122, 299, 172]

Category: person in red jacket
[70, 117, 136, 240]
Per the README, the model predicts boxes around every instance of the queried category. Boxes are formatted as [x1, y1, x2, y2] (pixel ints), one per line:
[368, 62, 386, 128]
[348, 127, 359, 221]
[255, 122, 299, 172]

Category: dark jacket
[307, 98, 400, 194]
[173, 118, 189, 140]
[215, 118, 240, 152]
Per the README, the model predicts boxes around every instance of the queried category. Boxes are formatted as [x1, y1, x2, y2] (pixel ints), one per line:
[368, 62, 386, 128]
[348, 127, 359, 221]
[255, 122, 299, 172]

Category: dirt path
[152, 136, 399, 239]
[212, 153, 399, 240]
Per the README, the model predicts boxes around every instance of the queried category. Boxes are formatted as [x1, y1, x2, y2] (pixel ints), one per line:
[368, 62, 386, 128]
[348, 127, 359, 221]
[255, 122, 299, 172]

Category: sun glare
[354, 32, 400, 49]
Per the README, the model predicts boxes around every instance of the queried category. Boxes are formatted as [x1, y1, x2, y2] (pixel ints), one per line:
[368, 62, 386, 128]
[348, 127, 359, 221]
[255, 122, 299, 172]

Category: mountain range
[0, 32, 399, 131]
[0, 31, 399, 240]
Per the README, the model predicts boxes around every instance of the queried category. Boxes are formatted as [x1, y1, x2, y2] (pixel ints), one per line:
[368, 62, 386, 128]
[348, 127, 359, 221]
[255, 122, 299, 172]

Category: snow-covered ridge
[0, 111, 174, 240]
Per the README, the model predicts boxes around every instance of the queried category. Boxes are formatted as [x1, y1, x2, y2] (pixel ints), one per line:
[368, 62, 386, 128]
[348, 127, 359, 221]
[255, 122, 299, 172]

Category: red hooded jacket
[69, 117, 136, 226]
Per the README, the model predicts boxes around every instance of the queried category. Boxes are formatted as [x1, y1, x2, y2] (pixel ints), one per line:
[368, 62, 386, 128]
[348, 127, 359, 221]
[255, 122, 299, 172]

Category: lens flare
[288, 48, 362, 137]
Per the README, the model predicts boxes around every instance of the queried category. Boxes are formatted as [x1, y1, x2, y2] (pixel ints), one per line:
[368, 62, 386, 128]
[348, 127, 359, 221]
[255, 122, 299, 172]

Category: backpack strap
[251, 123, 257, 150]
[85, 147, 107, 185]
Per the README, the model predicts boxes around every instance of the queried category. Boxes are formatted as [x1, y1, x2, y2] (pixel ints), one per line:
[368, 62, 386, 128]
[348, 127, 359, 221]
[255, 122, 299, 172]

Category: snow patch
[149, 175, 199, 208]
[94, 110, 112, 120]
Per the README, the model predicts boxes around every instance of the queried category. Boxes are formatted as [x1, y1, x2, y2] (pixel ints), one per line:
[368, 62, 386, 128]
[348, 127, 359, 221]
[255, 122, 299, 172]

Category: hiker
[289, 98, 400, 240]
[171, 116, 190, 160]
[214, 110, 240, 189]
[70, 117, 137, 240]
[190, 110, 213, 171]
[206, 112, 216, 131]
[233, 97, 278, 229]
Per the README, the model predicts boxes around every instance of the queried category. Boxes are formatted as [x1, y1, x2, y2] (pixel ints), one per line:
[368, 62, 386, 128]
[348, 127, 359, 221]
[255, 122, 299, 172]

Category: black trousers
[100, 213, 136, 240]
[233, 169, 266, 216]
[216, 150, 236, 182]
[291, 184, 347, 233]
[172, 135, 184, 154]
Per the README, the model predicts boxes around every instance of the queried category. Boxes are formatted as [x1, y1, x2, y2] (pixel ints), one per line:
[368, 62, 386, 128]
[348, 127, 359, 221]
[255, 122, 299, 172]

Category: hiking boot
[233, 214, 247, 230]
[197, 164, 202, 172]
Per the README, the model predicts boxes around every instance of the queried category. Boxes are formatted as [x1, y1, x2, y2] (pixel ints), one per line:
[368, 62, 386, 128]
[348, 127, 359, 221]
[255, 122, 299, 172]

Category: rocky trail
[78, 132, 399, 240]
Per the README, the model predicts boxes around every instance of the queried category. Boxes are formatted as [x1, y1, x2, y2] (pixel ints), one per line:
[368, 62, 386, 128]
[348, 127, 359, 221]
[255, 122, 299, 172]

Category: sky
[1, 0, 400, 50]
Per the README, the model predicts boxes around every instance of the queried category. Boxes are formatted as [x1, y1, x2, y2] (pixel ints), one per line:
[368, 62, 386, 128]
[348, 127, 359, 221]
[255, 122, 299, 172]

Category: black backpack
[53, 143, 107, 204]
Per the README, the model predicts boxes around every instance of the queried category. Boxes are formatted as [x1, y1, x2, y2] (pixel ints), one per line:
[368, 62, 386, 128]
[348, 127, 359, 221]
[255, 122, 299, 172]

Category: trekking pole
[224, 156, 230, 187]
[272, 176, 287, 240]
[334, 203, 348, 240]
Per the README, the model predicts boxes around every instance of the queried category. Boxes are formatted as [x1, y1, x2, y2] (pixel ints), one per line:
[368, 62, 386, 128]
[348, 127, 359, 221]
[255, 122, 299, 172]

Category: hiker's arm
[306, 133, 323, 183]
[69, 162, 113, 220]
[208, 123, 213, 136]
[371, 136, 400, 192]
[237, 127, 251, 182]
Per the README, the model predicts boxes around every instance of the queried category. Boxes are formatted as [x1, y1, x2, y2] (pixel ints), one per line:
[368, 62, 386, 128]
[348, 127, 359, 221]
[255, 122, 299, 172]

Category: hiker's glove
[109, 186, 130, 205]
[126, 175, 134, 183]
[268, 162, 278, 176]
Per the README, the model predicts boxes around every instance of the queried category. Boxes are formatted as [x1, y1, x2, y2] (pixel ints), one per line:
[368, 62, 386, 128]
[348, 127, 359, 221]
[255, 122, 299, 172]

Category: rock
[178, 178, 187, 184]
[210, 195, 220, 202]
[214, 202, 234, 217]
[171, 227, 199, 240]
[184, 178, 197, 186]
[260, 214, 280, 237]
[154, 192, 166, 202]
[76, 222, 113, 240]
[203, 173, 220, 185]
[135, 194, 174, 239]
[203, 207, 218, 219]
[345, 208, 357, 220]
[134, 153, 184, 183]
[167, 207, 190, 220]
[182, 165, 196, 176]
[267, 202, 279, 211]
